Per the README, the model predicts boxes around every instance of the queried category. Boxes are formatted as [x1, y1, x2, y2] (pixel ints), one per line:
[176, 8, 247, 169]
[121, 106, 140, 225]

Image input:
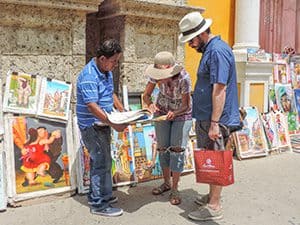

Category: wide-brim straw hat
[145, 51, 183, 80]
[178, 11, 212, 43]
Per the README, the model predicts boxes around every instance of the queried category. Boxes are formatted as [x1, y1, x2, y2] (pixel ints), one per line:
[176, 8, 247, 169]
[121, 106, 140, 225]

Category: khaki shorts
[195, 120, 231, 150]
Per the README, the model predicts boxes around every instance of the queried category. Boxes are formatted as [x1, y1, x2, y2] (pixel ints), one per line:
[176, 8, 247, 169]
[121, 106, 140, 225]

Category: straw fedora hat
[178, 11, 212, 43]
[145, 51, 183, 80]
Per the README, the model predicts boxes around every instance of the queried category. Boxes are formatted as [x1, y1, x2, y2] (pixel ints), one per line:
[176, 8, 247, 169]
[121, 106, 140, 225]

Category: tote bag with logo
[193, 149, 234, 186]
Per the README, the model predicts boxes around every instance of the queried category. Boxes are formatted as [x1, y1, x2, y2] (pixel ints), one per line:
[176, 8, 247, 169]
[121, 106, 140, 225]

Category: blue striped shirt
[76, 58, 114, 130]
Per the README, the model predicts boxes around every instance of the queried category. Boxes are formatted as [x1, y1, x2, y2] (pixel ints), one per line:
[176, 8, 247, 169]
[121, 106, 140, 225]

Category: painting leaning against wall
[4, 115, 75, 202]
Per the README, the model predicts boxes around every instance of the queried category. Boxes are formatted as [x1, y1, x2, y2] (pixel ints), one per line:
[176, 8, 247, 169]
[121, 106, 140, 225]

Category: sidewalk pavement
[1, 152, 300, 225]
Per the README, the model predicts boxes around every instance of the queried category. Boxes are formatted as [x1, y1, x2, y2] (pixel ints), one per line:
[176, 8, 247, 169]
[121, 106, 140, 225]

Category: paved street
[1, 152, 300, 225]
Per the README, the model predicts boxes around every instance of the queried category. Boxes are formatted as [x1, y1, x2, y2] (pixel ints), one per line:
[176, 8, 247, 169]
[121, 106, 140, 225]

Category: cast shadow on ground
[72, 180, 221, 225]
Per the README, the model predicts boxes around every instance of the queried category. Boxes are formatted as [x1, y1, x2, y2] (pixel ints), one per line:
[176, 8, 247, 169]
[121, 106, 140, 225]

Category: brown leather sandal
[152, 183, 171, 195]
[169, 190, 181, 205]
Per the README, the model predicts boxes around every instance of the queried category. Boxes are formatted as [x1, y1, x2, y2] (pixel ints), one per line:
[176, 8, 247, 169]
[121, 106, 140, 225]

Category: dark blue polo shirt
[76, 58, 114, 130]
[192, 36, 240, 127]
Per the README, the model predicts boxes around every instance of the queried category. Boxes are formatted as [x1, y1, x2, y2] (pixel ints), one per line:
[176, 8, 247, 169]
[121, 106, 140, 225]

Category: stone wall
[0, 0, 100, 104]
[87, 0, 203, 94]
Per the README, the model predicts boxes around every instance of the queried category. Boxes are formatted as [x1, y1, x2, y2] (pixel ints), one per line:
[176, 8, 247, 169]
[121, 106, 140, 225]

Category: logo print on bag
[202, 158, 215, 168]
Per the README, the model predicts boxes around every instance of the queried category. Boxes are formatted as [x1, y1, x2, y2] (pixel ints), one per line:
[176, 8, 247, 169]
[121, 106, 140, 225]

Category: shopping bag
[193, 149, 234, 186]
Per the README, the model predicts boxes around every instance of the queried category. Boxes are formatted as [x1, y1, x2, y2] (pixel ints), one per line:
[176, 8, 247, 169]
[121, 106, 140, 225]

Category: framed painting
[293, 88, 300, 123]
[0, 79, 4, 135]
[73, 116, 90, 194]
[111, 127, 137, 186]
[183, 137, 195, 173]
[0, 143, 7, 211]
[274, 84, 296, 114]
[273, 53, 291, 84]
[3, 114, 75, 202]
[37, 77, 72, 122]
[261, 112, 279, 151]
[234, 107, 268, 160]
[273, 110, 292, 152]
[132, 123, 162, 183]
[3, 71, 40, 115]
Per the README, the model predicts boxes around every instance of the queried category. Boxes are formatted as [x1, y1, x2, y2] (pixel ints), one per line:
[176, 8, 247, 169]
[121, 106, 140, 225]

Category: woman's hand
[148, 103, 160, 113]
[166, 111, 176, 120]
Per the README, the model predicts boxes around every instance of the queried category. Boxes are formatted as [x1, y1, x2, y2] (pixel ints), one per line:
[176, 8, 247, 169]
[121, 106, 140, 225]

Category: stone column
[233, 0, 274, 112]
[233, 0, 260, 61]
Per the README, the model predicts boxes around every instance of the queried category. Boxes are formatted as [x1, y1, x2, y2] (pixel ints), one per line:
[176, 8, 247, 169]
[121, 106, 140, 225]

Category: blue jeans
[154, 120, 192, 172]
[80, 126, 112, 209]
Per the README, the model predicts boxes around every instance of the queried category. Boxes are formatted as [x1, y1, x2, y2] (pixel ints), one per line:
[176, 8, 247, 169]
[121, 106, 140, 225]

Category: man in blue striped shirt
[76, 39, 127, 217]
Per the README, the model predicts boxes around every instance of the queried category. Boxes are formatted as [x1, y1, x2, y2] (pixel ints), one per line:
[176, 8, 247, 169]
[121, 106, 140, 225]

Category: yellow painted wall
[186, 0, 235, 88]
[250, 83, 265, 113]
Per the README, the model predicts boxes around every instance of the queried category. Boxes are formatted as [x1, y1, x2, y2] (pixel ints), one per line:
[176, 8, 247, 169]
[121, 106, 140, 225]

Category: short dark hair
[205, 27, 211, 34]
[96, 39, 122, 58]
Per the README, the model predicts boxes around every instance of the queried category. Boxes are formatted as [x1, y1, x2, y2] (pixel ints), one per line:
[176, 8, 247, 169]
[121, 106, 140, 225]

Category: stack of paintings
[233, 107, 268, 160]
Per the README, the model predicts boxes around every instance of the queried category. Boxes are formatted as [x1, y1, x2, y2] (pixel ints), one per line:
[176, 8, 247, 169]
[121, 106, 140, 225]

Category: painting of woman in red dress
[20, 127, 61, 186]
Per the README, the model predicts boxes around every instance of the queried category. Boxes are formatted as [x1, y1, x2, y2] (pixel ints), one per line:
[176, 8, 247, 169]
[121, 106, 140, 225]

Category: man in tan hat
[143, 51, 193, 205]
[178, 12, 240, 221]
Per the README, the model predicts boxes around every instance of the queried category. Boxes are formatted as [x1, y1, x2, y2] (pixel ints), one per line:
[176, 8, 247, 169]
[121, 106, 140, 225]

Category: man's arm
[87, 102, 127, 132]
[209, 83, 226, 140]
[113, 93, 126, 112]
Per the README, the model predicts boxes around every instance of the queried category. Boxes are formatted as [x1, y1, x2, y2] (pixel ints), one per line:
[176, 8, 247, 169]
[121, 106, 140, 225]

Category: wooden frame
[0, 143, 7, 211]
[3, 114, 76, 203]
[37, 77, 72, 122]
[73, 116, 90, 194]
[0, 78, 4, 135]
[3, 71, 41, 115]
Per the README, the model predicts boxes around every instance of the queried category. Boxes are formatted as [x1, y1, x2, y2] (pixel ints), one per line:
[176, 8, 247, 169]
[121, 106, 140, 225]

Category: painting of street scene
[37, 78, 72, 121]
[111, 128, 136, 186]
[234, 107, 268, 159]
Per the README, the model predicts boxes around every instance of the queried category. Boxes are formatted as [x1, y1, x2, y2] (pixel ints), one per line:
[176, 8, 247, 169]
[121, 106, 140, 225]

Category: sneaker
[88, 196, 118, 205]
[194, 194, 209, 206]
[90, 206, 123, 217]
[188, 205, 223, 221]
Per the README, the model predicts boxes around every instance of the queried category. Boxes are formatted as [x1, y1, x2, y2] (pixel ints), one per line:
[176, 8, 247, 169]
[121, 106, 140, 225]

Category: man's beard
[196, 41, 206, 53]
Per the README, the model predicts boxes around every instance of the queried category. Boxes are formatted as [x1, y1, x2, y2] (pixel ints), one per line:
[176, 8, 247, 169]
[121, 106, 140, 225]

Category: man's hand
[111, 123, 129, 132]
[208, 122, 221, 141]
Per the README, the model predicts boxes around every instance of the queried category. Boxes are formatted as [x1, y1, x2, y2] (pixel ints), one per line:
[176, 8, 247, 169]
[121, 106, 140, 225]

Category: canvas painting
[274, 83, 296, 114]
[268, 86, 278, 111]
[0, 79, 4, 135]
[132, 124, 162, 182]
[261, 112, 279, 151]
[273, 110, 292, 152]
[293, 89, 300, 123]
[273, 53, 291, 84]
[3, 71, 40, 115]
[37, 78, 72, 121]
[111, 127, 136, 186]
[4, 115, 75, 202]
[73, 116, 90, 194]
[183, 138, 195, 173]
[0, 146, 7, 211]
[234, 107, 268, 159]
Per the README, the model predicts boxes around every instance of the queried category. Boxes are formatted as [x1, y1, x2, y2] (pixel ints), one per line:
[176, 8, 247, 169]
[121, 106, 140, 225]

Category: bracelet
[211, 119, 219, 123]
